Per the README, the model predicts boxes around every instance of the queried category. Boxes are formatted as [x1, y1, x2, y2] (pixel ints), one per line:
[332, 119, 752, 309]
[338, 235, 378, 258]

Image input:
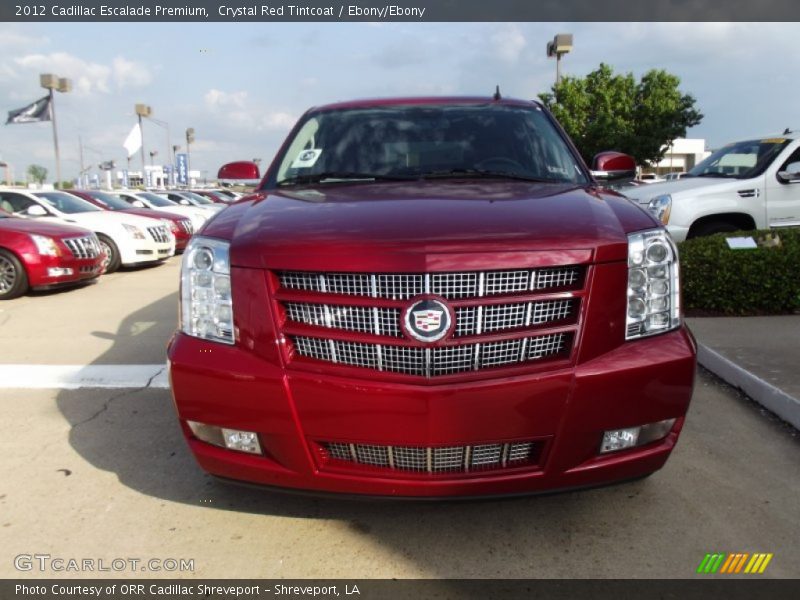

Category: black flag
[6, 95, 51, 124]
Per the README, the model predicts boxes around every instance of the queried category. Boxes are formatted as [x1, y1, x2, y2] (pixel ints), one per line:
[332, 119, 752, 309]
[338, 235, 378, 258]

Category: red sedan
[0, 208, 105, 300]
[68, 189, 194, 252]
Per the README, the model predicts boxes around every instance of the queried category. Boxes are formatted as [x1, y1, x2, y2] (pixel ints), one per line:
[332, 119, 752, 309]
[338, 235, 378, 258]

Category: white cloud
[0, 29, 49, 49]
[111, 56, 153, 89]
[12, 52, 151, 96]
[204, 88, 248, 109]
[490, 25, 527, 63]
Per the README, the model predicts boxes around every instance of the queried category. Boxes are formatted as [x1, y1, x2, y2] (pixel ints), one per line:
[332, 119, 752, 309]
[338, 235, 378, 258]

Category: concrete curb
[697, 343, 800, 431]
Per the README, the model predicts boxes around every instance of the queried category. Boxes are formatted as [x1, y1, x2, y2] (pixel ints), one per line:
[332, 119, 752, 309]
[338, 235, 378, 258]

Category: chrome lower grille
[63, 235, 100, 259]
[147, 225, 170, 243]
[292, 332, 568, 376]
[278, 267, 582, 300]
[322, 441, 539, 474]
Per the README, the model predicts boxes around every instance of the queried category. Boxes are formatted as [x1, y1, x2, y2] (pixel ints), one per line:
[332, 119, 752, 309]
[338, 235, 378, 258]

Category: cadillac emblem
[403, 298, 452, 342]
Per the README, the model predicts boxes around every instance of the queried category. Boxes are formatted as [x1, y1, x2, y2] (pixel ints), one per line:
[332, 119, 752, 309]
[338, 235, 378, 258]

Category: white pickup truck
[623, 133, 800, 241]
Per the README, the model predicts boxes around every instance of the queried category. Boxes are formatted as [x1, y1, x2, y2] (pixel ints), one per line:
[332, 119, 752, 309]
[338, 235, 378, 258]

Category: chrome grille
[292, 332, 568, 376]
[178, 220, 194, 234]
[147, 225, 170, 243]
[63, 235, 100, 259]
[278, 267, 581, 299]
[322, 441, 539, 474]
[284, 302, 402, 337]
[284, 298, 574, 338]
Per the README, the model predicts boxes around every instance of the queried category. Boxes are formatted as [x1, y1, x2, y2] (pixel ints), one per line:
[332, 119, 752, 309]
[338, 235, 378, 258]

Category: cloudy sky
[0, 21, 797, 183]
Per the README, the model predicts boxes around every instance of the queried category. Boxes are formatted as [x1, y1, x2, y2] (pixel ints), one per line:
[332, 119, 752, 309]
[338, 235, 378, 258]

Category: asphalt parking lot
[0, 257, 798, 579]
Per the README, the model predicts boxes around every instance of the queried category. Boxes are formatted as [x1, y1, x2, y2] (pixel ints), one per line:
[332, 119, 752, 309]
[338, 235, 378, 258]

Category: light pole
[134, 103, 151, 185]
[40, 74, 71, 188]
[186, 127, 195, 185]
[546, 34, 573, 85]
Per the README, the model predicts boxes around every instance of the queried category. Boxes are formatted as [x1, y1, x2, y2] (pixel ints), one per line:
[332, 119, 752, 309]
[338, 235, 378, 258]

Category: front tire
[97, 234, 121, 274]
[0, 249, 29, 300]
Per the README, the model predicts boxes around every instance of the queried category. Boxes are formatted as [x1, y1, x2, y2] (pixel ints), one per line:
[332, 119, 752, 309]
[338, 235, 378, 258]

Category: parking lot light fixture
[40, 74, 71, 188]
[546, 34, 573, 84]
[135, 103, 152, 184]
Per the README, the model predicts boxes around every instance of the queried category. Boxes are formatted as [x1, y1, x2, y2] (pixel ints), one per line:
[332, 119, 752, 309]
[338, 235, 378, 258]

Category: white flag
[123, 123, 141, 157]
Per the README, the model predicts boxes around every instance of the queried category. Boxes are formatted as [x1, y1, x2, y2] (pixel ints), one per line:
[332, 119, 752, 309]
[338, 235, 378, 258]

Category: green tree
[27, 164, 48, 184]
[539, 63, 703, 167]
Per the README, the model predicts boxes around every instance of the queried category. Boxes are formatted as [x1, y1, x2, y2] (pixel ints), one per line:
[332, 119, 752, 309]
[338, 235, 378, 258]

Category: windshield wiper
[278, 172, 413, 186]
[693, 172, 736, 178]
[418, 168, 558, 183]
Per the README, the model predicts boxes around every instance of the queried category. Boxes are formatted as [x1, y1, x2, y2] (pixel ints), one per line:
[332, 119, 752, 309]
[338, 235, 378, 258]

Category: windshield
[140, 192, 178, 208]
[688, 138, 791, 179]
[270, 104, 588, 187]
[182, 191, 214, 205]
[34, 192, 102, 214]
[84, 190, 133, 211]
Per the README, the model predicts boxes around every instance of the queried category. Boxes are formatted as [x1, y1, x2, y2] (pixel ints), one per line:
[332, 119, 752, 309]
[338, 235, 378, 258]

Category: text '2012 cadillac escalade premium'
[168, 96, 697, 498]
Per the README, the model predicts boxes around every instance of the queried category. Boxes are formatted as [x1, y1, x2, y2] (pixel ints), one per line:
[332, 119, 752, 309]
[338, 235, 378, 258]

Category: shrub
[678, 229, 800, 315]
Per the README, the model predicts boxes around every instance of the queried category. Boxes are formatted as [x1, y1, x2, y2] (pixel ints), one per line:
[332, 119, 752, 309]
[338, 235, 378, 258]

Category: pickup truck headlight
[626, 229, 680, 340]
[648, 194, 672, 224]
[180, 236, 234, 344]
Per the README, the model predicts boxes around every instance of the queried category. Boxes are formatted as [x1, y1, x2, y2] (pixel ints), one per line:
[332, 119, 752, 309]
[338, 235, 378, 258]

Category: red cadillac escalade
[168, 97, 696, 498]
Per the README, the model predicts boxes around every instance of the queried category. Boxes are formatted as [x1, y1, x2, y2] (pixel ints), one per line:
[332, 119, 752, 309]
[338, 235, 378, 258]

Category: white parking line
[0, 364, 169, 389]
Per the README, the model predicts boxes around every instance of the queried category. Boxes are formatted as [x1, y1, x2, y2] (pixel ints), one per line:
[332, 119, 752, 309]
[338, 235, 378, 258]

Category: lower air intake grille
[322, 441, 539, 474]
[292, 332, 569, 377]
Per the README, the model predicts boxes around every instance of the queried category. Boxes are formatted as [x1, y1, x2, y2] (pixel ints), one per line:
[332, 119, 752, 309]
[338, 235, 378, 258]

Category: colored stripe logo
[697, 553, 773, 574]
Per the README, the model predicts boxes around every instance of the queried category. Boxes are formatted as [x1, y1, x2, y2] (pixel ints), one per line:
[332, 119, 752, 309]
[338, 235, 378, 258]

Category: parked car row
[0, 186, 221, 300]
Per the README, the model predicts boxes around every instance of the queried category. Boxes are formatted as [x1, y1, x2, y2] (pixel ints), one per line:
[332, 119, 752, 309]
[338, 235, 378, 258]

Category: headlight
[30, 234, 60, 257]
[162, 218, 179, 233]
[626, 229, 681, 340]
[648, 194, 672, 224]
[180, 236, 234, 344]
[122, 224, 146, 239]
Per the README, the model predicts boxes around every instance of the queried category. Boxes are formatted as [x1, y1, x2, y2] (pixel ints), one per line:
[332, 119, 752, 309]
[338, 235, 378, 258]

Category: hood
[0, 215, 93, 238]
[622, 177, 740, 204]
[121, 208, 182, 223]
[203, 181, 659, 270]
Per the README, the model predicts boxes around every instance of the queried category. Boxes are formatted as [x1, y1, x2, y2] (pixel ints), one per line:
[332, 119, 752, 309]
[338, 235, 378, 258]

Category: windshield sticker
[291, 148, 322, 168]
[760, 138, 787, 144]
[547, 165, 568, 175]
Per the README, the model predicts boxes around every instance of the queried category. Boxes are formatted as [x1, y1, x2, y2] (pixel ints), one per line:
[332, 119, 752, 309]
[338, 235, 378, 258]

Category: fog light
[600, 418, 676, 454]
[187, 421, 262, 455]
[47, 267, 74, 277]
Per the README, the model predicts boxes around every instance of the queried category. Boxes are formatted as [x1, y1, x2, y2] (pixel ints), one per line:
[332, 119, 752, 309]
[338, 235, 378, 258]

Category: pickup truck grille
[276, 267, 584, 379]
[63, 235, 101, 259]
[321, 440, 540, 474]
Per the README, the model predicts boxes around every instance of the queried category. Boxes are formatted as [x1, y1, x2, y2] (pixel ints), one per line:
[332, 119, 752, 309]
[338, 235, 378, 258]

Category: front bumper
[168, 327, 696, 498]
[26, 253, 105, 289]
[118, 238, 175, 266]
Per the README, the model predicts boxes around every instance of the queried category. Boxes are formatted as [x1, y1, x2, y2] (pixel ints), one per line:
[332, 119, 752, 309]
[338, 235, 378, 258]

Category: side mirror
[591, 151, 637, 182]
[218, 161, 261, 181]
[777, 161, 800, 183]
[26, 205, 48, 217]
[131, 200, 146, 208]
[179, 199, 191, 206]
